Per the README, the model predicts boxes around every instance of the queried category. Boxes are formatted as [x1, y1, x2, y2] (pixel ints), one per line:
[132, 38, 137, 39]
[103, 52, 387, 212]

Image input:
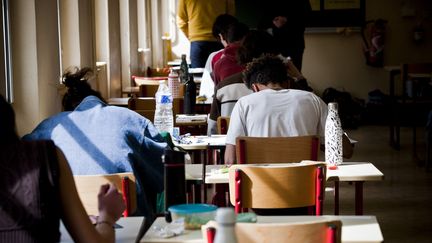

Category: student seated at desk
[207, 30, 279, 135]
[23, 67, 167, 221]
[0, 94, 125, 243]
[224, 55, 353, 164]
[200, 14, 238, 101]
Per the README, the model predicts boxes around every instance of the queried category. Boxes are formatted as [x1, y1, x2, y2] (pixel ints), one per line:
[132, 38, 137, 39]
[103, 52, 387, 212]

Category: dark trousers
[190, 41, 223, 68]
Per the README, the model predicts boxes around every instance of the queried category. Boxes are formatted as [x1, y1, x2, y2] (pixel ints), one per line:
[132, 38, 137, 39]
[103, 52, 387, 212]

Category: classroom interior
[1, 0, 432, 242]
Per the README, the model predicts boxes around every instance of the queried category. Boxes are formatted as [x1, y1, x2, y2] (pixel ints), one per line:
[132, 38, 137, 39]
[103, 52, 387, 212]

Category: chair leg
[426, 138, 431, 171]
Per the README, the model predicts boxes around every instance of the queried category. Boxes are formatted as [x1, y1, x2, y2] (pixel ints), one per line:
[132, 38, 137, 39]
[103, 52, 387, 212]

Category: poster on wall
[324, 0, 361, 10]
[308, 0, 365, 27]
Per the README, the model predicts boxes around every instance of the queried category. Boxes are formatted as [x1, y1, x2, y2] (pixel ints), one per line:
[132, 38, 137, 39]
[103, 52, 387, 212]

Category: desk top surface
[60, 217, 144, 243]
[175, 135, 226, 150]
[143, 215, 383, 243]
[184, 162, 384, 184]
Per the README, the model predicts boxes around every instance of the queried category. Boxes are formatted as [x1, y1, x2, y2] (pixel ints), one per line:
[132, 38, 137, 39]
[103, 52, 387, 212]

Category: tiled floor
[323, 125, 432, 242]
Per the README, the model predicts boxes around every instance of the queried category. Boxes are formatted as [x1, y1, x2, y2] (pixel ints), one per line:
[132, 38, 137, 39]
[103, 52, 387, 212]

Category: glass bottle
[179, 54, 189, 84]
[325, 102, 343, 166]
[183, 74, 196, 114]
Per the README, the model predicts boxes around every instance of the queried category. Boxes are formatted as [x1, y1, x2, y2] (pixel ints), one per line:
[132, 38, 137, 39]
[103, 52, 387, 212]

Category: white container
[168, 68, 182, 98]
[214, 207, 237, 243]
[325, 102, 343, 166]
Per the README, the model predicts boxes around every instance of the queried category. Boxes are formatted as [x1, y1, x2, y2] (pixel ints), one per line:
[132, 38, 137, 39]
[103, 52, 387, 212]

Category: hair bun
[62, 67, 93, 89]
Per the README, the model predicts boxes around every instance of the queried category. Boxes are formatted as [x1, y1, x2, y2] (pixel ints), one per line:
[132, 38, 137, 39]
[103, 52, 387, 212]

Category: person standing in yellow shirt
[177, 0, 235, 68]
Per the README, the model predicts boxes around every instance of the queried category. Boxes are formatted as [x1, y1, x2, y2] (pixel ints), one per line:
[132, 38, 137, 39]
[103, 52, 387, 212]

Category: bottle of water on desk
[214, 207, 237, 243]
[154, 80, 174, 134]
[325, 102, 343, 168]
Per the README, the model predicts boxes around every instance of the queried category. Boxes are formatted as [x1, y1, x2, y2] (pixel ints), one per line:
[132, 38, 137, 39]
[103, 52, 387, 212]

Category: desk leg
[389, 69, 401, 150]
[355, 181, 364, 215]
[334, 181, 339, 215]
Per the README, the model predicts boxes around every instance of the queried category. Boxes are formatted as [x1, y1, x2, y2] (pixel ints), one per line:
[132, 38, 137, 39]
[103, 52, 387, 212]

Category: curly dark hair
[242, 54, 288, 89]
[236, 30, 278, 65]
[62, 67, 105, 111]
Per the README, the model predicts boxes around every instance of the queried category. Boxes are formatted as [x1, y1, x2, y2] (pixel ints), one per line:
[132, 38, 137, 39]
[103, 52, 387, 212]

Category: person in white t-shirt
[224, 54, 353, 164]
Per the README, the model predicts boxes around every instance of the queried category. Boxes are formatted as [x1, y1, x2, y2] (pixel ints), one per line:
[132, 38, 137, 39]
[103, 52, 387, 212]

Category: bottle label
[159, 95, 172, 104]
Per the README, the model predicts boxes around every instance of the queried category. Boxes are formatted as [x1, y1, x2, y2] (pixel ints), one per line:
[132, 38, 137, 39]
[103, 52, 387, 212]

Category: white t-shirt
[226, 89, 328, 145]
[199, 49, 224, 101]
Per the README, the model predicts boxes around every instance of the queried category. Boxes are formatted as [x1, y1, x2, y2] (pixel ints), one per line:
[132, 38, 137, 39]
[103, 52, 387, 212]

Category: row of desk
[60, 215, 384, 242]
[177, 135, 384, 216]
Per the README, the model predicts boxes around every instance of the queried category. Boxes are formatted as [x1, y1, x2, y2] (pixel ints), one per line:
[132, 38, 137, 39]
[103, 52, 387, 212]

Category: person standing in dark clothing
[258, 0, 311, 71]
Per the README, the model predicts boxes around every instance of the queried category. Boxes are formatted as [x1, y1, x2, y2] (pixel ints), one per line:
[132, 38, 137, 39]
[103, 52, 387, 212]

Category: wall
[303, 0, 432, 99]
[11, 0, 61, 135]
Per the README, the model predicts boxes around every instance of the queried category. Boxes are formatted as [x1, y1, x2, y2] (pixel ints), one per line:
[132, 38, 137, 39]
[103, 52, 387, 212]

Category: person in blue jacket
[24, 67, 167, 221]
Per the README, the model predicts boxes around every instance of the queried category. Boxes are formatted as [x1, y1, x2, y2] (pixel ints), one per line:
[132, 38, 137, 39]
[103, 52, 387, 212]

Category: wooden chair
[205, 220, 341, 243]
[216, 116, 230, 135]
[128, 97, 183, 123]
[229, 163, 325, 215]
[73, 172, 137, 216]
[236, 136, 320, 164]
[132, 76, 166, 97]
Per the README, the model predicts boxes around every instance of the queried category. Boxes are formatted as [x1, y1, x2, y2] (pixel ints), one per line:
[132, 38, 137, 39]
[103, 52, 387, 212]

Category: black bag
[322, 87, 364, 129]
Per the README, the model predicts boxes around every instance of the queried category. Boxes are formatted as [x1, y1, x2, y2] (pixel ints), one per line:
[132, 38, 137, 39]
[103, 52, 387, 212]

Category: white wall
[303, 0, 432, 99]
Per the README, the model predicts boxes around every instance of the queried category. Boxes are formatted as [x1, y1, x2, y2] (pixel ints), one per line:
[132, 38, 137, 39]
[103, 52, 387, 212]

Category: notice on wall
[324, 0, 361, 10]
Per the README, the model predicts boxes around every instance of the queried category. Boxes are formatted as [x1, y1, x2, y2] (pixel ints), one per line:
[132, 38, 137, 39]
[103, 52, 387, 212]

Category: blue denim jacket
[23, 96, 167, 217]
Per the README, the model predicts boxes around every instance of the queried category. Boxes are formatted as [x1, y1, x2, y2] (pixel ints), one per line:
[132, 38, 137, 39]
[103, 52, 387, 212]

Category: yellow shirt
[177, 0, 235, 42]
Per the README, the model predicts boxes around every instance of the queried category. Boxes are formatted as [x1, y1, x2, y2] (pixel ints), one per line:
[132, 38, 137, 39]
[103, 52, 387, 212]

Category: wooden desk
[384, 65, 432, 150]
[175, 135, 226, 202]
[60, 216, 144, 243]
[185, 162, 384, 216]
[143, 215, 384, 243]
[384, 65, 401, 150]
[122, 86, 140, 96]
[108, 97, 130, 107]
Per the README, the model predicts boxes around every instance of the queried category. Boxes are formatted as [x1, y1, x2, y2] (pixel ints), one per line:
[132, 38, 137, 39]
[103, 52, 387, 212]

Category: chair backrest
[216, 116, 230, 134]
[228, 163, 325, 215]
[128, 97, 183, 122]
[236, 220, 341, 243]
[132, 76, 166, 97]
[204, 219, 341, 243]
[73, 172, 137, 216]
[236, 136, 320, 164]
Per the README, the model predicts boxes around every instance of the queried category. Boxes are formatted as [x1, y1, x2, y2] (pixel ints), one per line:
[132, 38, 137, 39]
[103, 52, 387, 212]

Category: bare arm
[57, 148, 125, 243]
[224, 144, 236, 165]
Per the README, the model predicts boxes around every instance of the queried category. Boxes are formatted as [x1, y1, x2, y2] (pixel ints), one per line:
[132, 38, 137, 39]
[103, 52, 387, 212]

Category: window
[1, 0, 12, 102]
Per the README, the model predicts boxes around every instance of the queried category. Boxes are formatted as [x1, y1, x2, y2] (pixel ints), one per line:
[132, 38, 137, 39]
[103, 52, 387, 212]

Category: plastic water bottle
[154, 80, 174, 134]
[325, 102, 343, 167]
[214, 207, 237, 243]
